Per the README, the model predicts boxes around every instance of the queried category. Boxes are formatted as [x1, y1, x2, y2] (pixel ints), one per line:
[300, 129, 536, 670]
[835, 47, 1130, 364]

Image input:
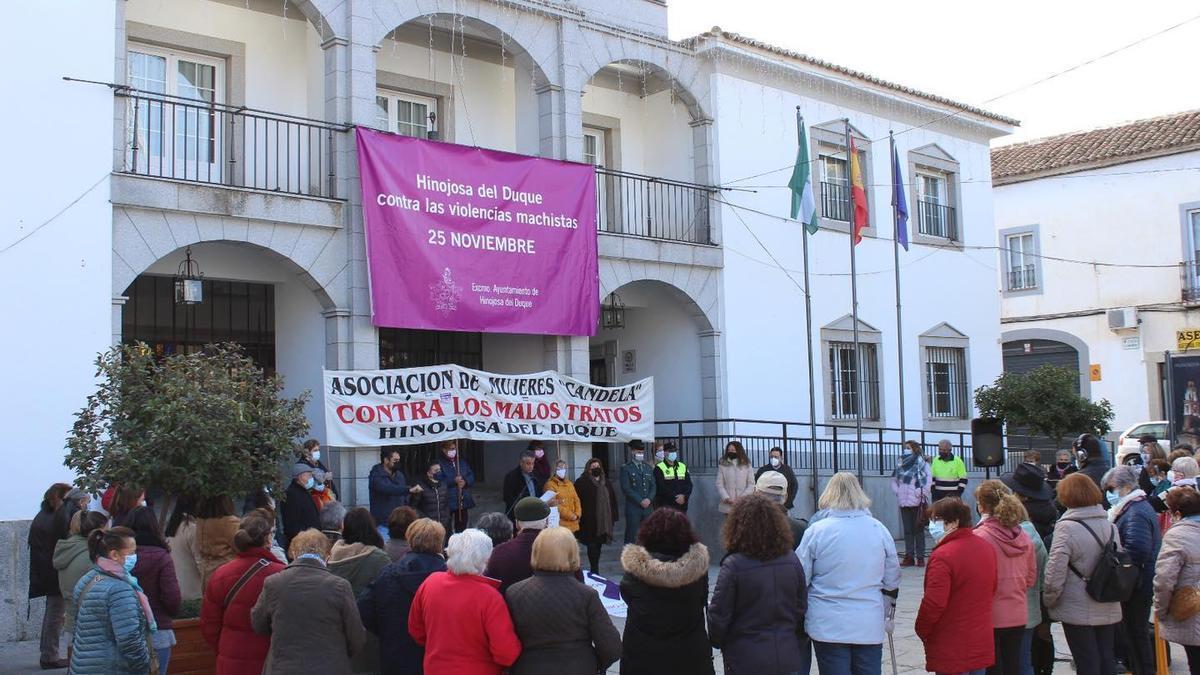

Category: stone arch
[111, 206, 344, 313]
[288, 0, 345, 44]
[369, 1, 559, 88]
[1000, 327, 1091, 398]
[600, 259, 718, 332]
[578, 56, 709, 122]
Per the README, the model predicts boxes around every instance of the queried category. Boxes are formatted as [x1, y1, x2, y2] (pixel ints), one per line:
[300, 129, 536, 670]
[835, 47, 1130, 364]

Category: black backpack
[1062, 517, 1139, 603]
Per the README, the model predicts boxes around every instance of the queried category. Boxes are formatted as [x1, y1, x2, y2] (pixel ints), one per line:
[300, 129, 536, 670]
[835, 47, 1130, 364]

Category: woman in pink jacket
[891, 440, 933, 566]
[973, 479, 1037, 675]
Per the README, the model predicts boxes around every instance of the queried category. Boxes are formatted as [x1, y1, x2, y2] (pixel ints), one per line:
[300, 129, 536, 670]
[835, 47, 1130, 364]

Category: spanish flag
[849, 137, 869, 244]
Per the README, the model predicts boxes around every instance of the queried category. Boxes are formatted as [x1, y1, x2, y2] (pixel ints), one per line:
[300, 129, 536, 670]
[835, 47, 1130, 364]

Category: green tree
[974, 364, 1114, 448]
[65, 342, 310, 510]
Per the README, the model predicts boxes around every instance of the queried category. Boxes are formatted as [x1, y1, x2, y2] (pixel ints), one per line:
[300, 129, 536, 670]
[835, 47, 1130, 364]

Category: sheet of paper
[539, 490, 557, 502]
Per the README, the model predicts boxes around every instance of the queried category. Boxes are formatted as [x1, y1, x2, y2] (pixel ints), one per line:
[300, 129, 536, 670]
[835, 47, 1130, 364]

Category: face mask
[655, 451, 665, 461]
[927, 520, 946, 541]
[667, 452, 678, 462]
[1057, 461, 1070, 469]
[534, 449, 544, 458]
[1106, 490, 1121, 507]
[139, 500, 147, 507]
[446, 450, 457, 459]
[939, 451, 952, 459]
[311, 450, 321, 462]
[314, 484, 325, 493]
[726, 452, 737, 459]
[304, 476, 315, 490]
[634, 453, 645, 462]
[123, 553, 138, 575]
[555, 468, 567, 479]
[770, 457, 781, 467]
[1168, 470, 1178, 483]
[590, 468, 602, 477]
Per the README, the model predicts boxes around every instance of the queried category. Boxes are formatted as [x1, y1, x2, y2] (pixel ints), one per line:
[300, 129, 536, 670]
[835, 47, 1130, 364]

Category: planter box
[170, 618, 215, 675]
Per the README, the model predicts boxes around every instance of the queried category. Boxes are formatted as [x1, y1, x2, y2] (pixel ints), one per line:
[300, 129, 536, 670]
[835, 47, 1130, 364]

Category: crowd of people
[24, 431, 1200, 674]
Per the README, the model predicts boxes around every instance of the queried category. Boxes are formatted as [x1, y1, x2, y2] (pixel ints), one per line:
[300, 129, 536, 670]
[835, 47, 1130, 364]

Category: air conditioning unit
[1107, 307, 1139, 332]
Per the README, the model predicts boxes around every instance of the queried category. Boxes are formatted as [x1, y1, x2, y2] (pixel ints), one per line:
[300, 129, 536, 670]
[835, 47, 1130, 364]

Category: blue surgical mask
[304, 476, 315, 490]
[1106, 490, 1121, 507]
[314, 483, 325, 493]
[311, 450, 321, 462]
[667, 452, 678, 462]
[123, 553, 138, 574]
[927, 520, 945, 541]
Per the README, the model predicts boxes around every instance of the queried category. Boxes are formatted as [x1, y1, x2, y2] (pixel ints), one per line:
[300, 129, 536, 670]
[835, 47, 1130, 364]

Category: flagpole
[797, 107, 819, 512]
[846, 118, 864, 483]
[891, 131, 907, 447]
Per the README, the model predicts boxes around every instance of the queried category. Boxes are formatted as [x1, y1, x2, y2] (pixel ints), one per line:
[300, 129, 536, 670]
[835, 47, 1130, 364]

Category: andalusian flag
[849, 137, 869, 245]
[788, 119, 818, 235]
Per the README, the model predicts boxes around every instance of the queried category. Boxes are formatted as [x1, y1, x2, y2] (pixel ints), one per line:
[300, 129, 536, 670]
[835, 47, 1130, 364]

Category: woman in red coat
[916, 497, 998, 675]
[409, 529, 521, 675]
[200, 509, 286, 675]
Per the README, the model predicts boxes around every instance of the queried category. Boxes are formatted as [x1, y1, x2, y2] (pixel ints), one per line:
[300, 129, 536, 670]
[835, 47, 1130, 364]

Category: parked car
[1115, 421, 1171, 463]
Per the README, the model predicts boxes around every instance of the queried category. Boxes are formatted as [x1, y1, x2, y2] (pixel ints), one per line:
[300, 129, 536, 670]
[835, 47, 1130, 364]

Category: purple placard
[357, 128, 598, 336]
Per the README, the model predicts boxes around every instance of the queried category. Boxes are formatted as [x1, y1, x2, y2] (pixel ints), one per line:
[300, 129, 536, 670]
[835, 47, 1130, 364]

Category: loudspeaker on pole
[972, 417, 1005, 469]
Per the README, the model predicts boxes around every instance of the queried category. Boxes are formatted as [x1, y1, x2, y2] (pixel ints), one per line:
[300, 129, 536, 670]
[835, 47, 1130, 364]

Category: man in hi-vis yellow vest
[653, 443, 693, 513]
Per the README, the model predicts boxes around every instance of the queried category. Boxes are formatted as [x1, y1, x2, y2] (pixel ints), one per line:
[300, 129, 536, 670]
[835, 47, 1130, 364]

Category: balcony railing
[1183, 261, 1200, 303]
[820, 180, 850, 221]
[1008, 265, 1037, 291]
[595, 167, 716, 245]
[117, 89, 347, 199]
[917, 200, 958, 240]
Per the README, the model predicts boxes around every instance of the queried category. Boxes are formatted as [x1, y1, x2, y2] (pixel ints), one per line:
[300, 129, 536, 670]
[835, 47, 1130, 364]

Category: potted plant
[66, 342, 311, 673]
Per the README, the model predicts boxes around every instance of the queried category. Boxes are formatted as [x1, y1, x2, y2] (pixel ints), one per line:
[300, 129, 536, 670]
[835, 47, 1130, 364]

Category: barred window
[925, 346, 968, 418]
[828, 341, 880, 420]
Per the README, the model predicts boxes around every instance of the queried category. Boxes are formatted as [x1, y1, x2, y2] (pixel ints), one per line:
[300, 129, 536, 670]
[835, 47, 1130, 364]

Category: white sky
[666, 0, 1200, 145]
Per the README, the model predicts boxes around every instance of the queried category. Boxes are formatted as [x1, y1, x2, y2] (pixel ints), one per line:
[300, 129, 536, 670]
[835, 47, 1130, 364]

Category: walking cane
[887, 632, 899, 675]
[1155, 618, 1170, 675]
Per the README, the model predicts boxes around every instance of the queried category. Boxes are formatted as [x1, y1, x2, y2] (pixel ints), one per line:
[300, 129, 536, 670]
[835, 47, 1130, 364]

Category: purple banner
[357, 128, 598, 336]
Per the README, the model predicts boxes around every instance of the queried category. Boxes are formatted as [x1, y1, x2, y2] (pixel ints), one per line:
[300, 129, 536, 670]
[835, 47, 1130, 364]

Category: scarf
[1109, 489, 1147, 522]
[893, 453, 928, 486]
[97, 557, 157, 632]
[590, 476, 613, 540]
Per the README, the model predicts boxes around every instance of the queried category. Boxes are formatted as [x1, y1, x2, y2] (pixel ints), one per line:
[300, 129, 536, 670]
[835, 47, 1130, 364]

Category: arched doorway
[1001, 331, 1088, 451]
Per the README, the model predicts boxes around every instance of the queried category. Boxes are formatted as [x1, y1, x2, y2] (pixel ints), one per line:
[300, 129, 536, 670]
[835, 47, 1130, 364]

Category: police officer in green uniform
[653, 442, 693, 513]
[619, 440, 657, 542]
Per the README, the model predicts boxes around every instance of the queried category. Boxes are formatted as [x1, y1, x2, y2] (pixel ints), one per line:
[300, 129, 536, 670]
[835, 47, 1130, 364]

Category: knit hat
[755, 472, 788, 503]
[291, 463, 314, 479]
[513, 496, 550, 523]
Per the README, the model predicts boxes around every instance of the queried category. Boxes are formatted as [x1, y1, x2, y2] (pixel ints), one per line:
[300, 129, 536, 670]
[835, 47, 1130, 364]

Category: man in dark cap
[619, 440, 656, 543]
[483, 497, 582, 593]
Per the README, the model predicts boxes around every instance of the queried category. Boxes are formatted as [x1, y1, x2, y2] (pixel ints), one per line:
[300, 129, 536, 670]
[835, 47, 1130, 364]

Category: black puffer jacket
[1023, 497, 1059, 544]
[357, 552, 447, 675]
[618, 543, 713, 675]
[408, 477, 452, 532]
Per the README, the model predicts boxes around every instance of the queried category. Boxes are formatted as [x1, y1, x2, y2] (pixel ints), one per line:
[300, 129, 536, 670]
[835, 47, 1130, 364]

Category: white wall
[125, 0, 320, 117]
[582, 84, 694, 182]
[0, 1, 116, 521]
[711, 72, 1004, 430]
[593, 282, 704, 421]
[376, 40, 518, 153]
[143, 243, 328, 440]
[996, 151, 1200, 430]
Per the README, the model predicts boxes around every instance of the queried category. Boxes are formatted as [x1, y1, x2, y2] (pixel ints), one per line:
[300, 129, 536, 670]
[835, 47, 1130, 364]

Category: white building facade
[4, 0, 1014, 639]
[993, 111, 1200, 443]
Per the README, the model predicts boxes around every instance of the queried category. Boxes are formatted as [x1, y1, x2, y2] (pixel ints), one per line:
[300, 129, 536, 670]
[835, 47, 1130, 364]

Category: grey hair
[319, 501, 346, 531]
[1173, 456, 1200, 479]
[1102, 466, 1139, 492]
[937, 439, 953, 449]
[474, 512, 514, 547]
[818, 471, 872, 511]
[446, 529, 493, 576]
[516, 518, 548, 531]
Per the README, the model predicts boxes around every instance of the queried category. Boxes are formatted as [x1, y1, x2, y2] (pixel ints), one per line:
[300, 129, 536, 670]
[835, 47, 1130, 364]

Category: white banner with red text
[323, 365, 654, 446]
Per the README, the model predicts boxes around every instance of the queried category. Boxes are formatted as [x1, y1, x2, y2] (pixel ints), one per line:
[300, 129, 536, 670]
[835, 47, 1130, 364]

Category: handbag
[77, 572, 160, 675]
[1169, 586, 1200, 621]
[916, 493, 931, 528]
[1062, 518, 1140, 603]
